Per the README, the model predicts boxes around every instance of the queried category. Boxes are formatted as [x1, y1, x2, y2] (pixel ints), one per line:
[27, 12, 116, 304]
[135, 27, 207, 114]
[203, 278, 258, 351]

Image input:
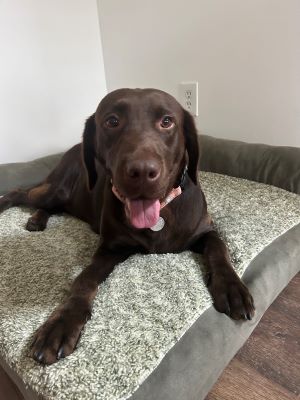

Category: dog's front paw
[26, 217, 46, 232]
[30, 302, 90, 365]
[208, 275, 255, 321]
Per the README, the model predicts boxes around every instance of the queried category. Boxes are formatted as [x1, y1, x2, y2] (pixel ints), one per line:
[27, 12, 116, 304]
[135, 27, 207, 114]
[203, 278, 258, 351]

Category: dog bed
[0, 136, 299, 400]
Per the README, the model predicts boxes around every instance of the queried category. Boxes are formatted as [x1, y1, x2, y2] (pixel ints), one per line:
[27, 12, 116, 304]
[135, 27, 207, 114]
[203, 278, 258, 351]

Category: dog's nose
[126, 160, 161, 182]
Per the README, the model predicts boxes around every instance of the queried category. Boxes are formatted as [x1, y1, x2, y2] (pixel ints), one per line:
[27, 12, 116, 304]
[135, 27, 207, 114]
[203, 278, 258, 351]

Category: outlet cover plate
[179, 81, 198, 116]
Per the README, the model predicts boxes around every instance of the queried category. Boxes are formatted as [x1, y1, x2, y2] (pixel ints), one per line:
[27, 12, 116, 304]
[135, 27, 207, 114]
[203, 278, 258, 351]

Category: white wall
[98, 0, 300, 147]
[0, 0, 107, 163]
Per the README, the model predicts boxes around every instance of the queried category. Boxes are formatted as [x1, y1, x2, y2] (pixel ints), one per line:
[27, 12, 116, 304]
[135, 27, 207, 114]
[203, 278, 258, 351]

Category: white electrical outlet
[179, 82, 198, 116]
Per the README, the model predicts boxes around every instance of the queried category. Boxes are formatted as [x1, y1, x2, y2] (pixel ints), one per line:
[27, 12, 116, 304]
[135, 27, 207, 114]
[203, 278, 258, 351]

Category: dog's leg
[0, 189, 29, 213]
[30, 247, 130, 365]
[0, 183, 54, 213]
[26, 209, 51, 231]
[1, 183, 68, 231]
[192, 230, 255, 321]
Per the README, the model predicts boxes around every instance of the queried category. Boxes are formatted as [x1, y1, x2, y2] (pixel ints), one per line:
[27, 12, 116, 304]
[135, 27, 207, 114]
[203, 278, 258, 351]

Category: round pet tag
[150, 216, 165, 232]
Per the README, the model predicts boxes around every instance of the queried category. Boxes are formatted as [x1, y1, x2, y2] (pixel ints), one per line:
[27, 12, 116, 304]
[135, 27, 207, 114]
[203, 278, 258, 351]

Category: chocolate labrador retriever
[0, 88, 254, 365]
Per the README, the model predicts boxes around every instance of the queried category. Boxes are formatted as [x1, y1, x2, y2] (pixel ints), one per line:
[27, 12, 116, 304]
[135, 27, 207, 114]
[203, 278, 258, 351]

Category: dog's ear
[183, 109, 199, 185]
[82, 113, 97, 191]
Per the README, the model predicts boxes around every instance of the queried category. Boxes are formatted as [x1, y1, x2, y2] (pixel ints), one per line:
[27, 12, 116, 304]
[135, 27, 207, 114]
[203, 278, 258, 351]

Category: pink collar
[159, 186, 182, 209]
[112, 185, 182, 210]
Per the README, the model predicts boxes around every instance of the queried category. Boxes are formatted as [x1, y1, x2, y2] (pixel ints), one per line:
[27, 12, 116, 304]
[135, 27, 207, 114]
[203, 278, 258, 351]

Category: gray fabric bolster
[0, 153, 63, 195]
[199, 135, 300, 194]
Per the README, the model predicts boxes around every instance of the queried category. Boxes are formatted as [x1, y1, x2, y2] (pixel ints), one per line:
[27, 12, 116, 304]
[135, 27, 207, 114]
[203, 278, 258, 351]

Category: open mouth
[112, 186, 161, 229]
[125, 198, 160, 229]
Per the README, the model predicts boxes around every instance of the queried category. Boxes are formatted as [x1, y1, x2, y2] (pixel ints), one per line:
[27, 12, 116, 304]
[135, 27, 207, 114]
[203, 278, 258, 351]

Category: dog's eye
[105, 116, 120, 128]
[160, 116, 174, 129]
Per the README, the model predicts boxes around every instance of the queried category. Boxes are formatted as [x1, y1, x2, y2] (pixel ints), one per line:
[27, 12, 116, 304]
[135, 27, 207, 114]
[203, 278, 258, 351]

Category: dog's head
[82, 88, 199, 229]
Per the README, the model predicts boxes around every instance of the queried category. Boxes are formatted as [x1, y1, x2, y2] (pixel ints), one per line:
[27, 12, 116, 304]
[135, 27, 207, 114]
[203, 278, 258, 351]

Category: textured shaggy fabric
[0, 172, 299, 400]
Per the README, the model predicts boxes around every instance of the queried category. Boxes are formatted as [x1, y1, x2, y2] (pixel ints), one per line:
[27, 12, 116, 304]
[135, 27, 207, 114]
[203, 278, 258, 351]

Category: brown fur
[0, 88, 254, 365]
[28, 183, 51, 201]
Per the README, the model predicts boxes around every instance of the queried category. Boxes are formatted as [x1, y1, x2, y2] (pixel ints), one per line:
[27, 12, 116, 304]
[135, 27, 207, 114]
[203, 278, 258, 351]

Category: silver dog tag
[150, 217, 165, 232]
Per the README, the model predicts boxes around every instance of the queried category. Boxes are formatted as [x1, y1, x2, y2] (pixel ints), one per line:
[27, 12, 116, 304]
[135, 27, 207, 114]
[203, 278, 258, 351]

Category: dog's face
[96, 89, 186, 200]
[83, 88, 199, 229]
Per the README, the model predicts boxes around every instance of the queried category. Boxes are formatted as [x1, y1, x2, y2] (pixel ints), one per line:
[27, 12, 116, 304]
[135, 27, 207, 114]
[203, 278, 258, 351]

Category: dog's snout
[126, 160, 161, 183]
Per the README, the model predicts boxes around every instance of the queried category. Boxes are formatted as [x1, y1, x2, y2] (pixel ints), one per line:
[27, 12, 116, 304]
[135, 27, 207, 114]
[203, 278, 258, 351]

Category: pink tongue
[126, 199, 160, 229]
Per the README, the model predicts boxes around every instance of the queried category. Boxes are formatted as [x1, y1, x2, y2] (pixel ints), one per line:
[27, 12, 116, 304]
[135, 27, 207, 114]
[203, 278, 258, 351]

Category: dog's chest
[129, 205, 202, 254]
[102, 185, 207, 254]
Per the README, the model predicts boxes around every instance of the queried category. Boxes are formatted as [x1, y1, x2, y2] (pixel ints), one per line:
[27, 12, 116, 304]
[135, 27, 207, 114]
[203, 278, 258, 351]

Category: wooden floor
[0, 274, 299, 400]
[206, 273, 300, 400]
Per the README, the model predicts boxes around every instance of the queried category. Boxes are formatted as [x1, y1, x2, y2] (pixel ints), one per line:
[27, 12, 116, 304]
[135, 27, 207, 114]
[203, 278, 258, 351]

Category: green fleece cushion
[0, 172, 299, 400]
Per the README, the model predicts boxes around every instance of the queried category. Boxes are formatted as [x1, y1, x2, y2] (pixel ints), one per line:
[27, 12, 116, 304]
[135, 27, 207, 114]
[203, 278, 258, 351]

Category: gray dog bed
[0, 136, 299, 400]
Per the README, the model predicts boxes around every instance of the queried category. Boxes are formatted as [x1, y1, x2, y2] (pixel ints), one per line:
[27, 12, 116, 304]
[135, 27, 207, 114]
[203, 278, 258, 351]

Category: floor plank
[236, 306, 300, 394]
[206, 273, 300, 399]
[206, 358, 297, 400]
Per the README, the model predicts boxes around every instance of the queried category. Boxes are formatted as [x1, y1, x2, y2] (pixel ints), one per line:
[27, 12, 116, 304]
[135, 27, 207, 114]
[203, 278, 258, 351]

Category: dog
[0, 88, 255, 365]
